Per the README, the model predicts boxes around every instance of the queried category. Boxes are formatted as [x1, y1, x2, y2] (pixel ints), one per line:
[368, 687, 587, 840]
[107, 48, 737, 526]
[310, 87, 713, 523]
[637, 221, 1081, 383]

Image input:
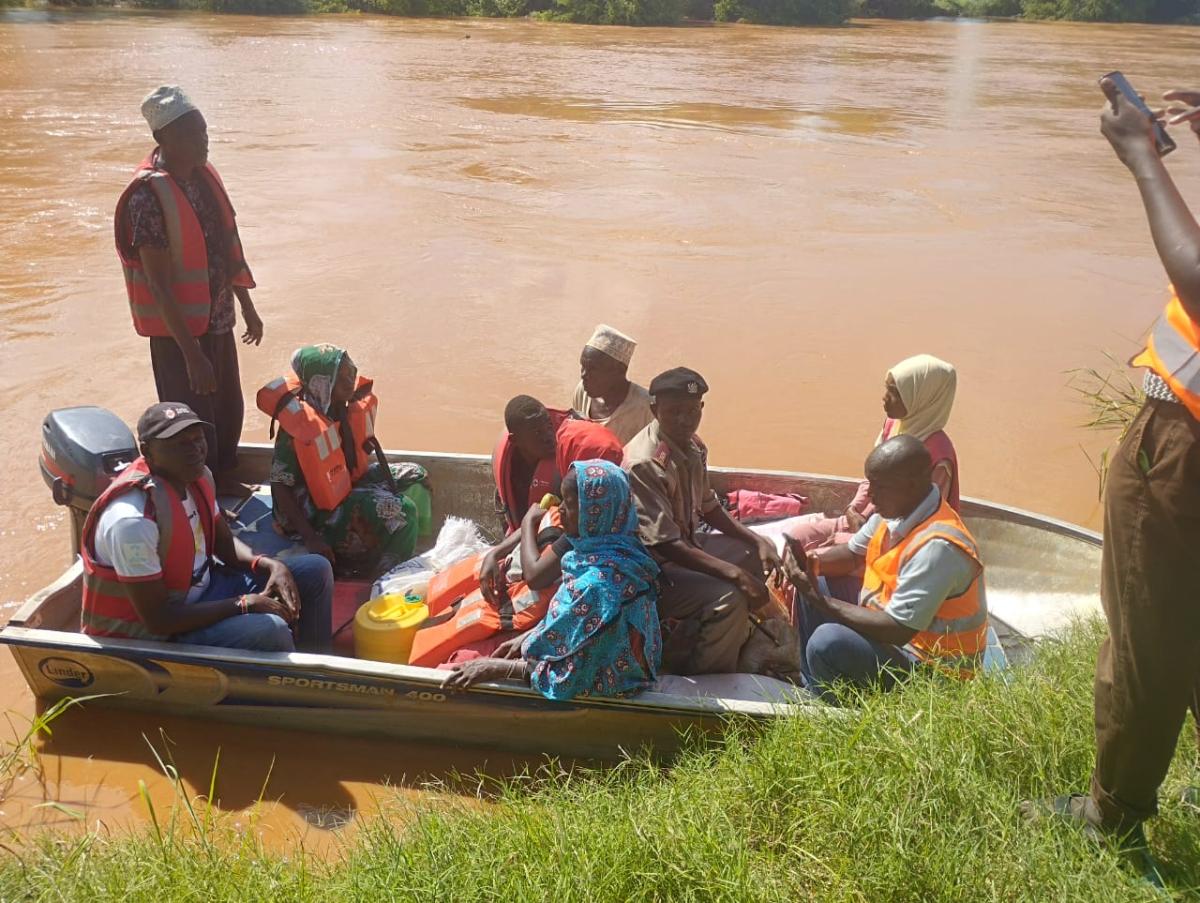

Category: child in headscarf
[443, 459, 662, 701]
[784, 354, 960, 554]
[269, 344, 429, 579]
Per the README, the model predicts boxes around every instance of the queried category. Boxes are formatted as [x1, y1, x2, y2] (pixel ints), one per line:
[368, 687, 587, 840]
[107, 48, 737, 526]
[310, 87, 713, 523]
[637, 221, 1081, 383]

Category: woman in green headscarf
[269, 344, 428, 579]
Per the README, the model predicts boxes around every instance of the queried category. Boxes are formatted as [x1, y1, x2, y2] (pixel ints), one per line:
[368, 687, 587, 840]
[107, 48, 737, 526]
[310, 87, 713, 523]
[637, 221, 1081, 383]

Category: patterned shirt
[127, 171, 235, 335]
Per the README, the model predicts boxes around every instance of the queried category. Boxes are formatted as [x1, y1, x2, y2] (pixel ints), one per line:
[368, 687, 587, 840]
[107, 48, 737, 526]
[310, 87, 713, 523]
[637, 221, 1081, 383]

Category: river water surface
[1, 9, 1198, 844]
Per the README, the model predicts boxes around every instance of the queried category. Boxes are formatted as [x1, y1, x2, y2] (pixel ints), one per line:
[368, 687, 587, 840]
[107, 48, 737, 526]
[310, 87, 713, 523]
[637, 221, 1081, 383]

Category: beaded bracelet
[237, 595, 249, 616]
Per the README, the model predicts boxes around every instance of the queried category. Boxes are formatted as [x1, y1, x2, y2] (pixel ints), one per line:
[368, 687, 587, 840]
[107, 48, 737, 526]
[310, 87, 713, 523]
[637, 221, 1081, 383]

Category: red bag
[725, 490, 810, 523]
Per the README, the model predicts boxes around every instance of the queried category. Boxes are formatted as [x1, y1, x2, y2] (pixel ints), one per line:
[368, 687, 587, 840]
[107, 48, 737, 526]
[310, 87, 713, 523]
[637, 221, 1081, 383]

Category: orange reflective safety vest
[1132, 289, 1200, 421]
[114, 150, 255, 338]
[80, 458, 216, 641]
[860, 498, 987, 678]
[408, 509, 563, 667]
[492, 408, 570, 534]
[256, 374, 380, 512]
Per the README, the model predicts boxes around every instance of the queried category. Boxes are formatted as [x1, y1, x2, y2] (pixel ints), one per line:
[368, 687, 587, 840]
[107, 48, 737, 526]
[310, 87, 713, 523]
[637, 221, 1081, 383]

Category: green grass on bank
[1, 621, 1197, 902]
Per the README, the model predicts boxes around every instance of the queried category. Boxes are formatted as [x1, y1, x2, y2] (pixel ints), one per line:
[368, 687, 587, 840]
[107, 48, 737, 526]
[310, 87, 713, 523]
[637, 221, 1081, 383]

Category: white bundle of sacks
[371, 516, 491, 599]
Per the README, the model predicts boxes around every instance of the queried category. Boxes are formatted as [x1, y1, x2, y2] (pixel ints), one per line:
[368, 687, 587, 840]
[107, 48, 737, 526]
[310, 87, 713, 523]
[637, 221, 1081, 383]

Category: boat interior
[12, 443, 1104, 671]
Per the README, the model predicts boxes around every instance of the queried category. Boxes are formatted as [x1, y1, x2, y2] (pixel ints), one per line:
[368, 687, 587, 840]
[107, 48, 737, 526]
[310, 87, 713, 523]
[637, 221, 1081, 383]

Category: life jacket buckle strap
[269, 388, 301, 441]
[366, 437, 398, 494]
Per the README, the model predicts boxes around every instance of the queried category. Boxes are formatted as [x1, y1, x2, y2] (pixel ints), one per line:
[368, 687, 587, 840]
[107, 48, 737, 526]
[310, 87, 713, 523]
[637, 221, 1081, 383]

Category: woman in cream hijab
[878, 354, 959, 509]
[784, 354, 960, 552]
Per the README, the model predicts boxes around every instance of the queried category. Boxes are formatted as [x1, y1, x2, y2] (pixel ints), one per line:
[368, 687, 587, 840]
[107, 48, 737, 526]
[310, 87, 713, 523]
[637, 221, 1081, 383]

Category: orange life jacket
[409, 509, 564, 667]
[860, 498, 987, 678]
[491, 408, 570, 533]
[424, 509, 565, 619]
[80, 458, 216, 640]
[1132, 289, 1200, 421]
[407, 581, 555, 669]
[114, 150, 254, 338]
[256, 374, 380, 512]
[425, 553, 484, 618]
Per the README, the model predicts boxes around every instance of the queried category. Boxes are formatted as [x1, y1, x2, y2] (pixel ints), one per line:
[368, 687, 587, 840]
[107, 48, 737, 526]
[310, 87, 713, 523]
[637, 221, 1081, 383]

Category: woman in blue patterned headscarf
[443, 459, 661, 700]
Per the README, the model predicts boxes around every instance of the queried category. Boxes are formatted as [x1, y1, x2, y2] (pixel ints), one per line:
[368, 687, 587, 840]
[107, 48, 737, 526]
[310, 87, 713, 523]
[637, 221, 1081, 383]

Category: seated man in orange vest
[114, 86, 264, 498]
[492, 395, 567, 534]
[783, 435, 988, 702]
[80, 403, 333, 652]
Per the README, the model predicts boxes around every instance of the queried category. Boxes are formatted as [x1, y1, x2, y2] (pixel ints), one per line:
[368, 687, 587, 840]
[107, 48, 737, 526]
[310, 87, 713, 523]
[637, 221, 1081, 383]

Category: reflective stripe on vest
[314, 425, 342, 462]
[861, 498, 987, 678]
[79, 458, 215, 641]
[114, 151, 255, 339]
[1133, 291, 1200, 421]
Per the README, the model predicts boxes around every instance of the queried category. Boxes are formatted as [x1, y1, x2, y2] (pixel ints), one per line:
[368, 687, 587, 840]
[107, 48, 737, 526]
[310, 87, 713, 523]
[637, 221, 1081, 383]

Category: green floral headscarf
[290, 344, 356, 416]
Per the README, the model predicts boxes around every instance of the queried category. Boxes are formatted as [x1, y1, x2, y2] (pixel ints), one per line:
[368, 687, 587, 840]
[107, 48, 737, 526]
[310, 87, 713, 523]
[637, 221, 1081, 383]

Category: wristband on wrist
[237, 595, 249, 615]
[251, 555, 265, 573]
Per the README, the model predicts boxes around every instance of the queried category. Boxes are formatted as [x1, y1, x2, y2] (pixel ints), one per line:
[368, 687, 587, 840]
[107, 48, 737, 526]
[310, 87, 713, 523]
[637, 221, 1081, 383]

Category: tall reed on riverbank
[0, 622, 1196, 901]
[1067, 355, 1146, 497]
[0, 697, 94, 806]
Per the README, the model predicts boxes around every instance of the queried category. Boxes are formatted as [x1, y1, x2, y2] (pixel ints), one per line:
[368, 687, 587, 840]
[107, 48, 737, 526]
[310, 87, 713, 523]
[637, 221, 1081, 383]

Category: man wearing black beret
[623, 367, 782, 675]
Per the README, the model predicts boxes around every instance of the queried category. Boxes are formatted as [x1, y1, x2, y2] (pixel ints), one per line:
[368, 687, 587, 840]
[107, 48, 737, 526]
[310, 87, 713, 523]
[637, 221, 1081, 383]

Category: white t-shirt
[92, 486, 216, 604]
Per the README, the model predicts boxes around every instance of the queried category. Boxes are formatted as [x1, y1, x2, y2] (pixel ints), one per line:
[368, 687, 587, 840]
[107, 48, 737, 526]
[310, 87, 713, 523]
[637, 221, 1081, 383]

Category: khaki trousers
[1091, 399, 1200, 830]
[657, 533, 756, 676]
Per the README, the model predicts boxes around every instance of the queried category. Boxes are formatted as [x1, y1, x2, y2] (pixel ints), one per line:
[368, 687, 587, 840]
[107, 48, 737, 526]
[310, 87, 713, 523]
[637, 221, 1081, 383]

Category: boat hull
[4, 620, 796, 760]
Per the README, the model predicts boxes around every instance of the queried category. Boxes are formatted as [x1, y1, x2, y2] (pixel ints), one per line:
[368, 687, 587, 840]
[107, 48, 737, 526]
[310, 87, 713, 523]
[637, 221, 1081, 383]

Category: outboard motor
[39, 406, 138, 555]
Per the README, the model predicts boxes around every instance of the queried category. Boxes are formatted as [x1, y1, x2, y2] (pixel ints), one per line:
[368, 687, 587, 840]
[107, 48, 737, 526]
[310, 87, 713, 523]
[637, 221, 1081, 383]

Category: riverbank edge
[0, 622, 1196, 901]
[4, 0, 1199, 29]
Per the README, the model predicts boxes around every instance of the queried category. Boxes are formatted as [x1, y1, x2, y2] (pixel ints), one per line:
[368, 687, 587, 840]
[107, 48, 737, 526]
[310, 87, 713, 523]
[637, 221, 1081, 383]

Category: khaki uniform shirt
[571, 380, 655, 446]
[623, 420, 720, 548]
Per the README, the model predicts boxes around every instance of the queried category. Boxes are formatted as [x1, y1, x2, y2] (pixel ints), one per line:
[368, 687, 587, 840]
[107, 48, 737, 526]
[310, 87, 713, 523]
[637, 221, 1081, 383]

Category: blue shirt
[848, 486, 983, 632]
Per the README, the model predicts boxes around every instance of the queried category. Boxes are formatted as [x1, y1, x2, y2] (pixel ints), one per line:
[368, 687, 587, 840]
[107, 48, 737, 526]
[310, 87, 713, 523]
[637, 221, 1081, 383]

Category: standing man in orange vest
[114, 86, 263, 498]
[783, 435, 988, 701]
[1023, 80, 1200, 869]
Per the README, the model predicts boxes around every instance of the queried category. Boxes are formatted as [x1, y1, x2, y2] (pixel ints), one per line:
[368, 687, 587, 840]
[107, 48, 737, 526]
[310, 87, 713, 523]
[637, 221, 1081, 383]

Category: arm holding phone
[1099, 74, 1200, 321]
[780, 546, 917, 648]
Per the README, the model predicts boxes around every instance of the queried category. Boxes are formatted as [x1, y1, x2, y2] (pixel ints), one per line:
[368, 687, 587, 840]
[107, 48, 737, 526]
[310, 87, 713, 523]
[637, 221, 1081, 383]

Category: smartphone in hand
[1102, 70, 1176, 157]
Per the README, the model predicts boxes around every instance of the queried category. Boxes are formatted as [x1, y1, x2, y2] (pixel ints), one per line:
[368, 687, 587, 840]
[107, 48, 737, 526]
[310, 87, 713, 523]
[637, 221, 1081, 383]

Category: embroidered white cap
[585, 324, 637, 367]
[141, 85, 200, 133]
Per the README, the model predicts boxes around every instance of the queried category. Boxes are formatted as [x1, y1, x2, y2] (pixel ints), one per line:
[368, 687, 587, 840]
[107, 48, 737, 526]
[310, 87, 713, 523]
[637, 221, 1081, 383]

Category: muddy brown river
[0, 9, 1197, 844]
